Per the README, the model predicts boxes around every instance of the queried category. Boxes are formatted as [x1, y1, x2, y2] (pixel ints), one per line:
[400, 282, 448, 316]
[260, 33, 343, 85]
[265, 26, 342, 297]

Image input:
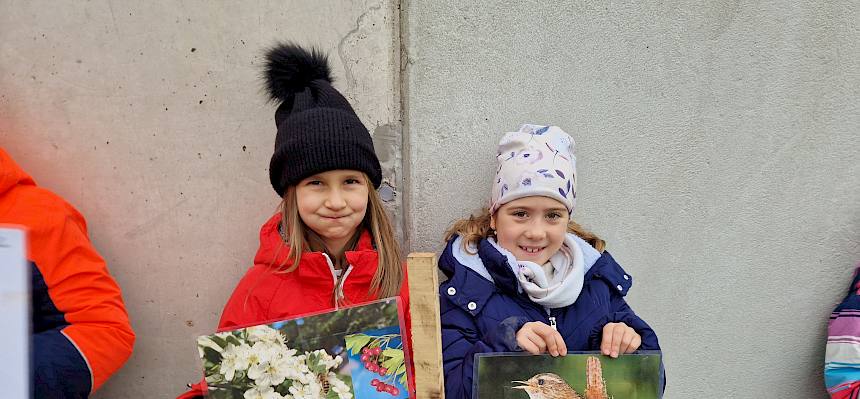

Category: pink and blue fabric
[826, 264, 860, 398]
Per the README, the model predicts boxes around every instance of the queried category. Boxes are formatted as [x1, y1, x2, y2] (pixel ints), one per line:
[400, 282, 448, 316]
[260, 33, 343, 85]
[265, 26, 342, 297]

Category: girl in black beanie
[177, 43, 410, 399]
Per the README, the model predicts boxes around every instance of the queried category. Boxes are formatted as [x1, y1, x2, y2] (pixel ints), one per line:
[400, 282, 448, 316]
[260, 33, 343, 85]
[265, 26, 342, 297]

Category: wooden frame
[406, 253, 445, 399]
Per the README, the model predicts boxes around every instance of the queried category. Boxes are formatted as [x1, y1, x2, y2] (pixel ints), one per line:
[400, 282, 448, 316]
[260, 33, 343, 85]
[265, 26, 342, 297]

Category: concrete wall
[402, 0, 858, 397]
[2, 0, 858, 398]
[0, 1, 401, 397]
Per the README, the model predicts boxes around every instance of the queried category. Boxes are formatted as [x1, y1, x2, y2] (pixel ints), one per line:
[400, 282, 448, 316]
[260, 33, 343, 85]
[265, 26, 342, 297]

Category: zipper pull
[548, 316, 557, 330]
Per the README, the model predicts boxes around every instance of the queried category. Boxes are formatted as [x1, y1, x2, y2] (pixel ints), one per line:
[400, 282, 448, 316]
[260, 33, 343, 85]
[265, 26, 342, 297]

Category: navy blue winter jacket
[438, 235, 660, 399]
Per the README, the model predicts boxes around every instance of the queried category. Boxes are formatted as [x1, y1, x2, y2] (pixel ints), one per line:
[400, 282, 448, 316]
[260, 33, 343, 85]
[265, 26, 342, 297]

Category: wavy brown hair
[277, 173, 403, 304]
[444, 207, 606, 253]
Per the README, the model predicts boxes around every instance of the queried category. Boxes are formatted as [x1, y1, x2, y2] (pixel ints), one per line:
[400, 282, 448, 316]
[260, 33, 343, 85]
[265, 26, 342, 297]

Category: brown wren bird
[512, 373, 583, 399]
[511, 356, 611, 399]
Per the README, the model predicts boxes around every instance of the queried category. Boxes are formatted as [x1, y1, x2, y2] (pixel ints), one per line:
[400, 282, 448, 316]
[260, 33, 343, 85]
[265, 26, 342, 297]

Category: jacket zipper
[521, 297, 560, 332]
[543, 306, 558, 330]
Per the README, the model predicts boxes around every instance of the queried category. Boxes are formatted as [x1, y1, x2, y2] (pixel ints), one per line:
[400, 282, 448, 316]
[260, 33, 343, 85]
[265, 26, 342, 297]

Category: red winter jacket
[178, 213, 411, 398]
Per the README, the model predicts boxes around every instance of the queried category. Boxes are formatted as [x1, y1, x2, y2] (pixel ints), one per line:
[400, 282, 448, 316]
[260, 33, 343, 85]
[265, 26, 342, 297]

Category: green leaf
[276, 380, 293, 395]
[382, 358, 404, 373]
[398, 372, 407, 387]
[381, 351, 404, 369]
[382, 348, 403, 360]
[345, 334, 372, 354]
[203, 347, 222, 364]
[210, 335, 228, 348]
[381, 348, 404, 371]
[225, 334, 243, 347]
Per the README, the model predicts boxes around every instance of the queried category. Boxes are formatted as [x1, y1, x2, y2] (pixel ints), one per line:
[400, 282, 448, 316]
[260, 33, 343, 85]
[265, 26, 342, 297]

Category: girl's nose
[325, 190, 347, 209]
[524, 222, 546, 240]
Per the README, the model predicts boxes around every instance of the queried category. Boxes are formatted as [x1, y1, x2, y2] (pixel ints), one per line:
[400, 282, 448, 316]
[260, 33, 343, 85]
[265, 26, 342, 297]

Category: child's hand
[600, 322, 641, 358]
[516, 321, 567, 357]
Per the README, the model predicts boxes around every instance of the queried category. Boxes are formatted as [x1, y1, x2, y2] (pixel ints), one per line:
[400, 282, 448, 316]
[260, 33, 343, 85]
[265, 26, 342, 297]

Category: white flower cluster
[198, 325, 353, 399]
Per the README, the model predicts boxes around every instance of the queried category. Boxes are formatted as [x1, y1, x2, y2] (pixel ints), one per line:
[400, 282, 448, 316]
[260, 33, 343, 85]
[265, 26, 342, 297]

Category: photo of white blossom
[197, 298, 407, 399]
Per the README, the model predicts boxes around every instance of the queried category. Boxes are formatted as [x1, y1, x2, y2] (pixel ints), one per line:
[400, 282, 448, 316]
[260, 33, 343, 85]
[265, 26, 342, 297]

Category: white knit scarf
[507, 234, 586, 309]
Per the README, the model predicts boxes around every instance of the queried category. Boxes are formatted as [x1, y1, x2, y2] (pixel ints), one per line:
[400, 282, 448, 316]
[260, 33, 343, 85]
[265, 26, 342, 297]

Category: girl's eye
[546, 212, 562, 220]
[306, 180, 323, 186]
[512, 211, 528, 218]
[345, 178, 361, 185]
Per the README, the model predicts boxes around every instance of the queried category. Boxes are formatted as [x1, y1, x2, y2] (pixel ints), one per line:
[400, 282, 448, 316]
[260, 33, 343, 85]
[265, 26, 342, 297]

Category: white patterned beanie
[490, 124, 577, 214]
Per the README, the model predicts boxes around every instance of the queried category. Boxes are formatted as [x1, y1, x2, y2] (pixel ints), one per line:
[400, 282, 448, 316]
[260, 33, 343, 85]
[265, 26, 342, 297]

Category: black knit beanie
[264, 42, 382, 197]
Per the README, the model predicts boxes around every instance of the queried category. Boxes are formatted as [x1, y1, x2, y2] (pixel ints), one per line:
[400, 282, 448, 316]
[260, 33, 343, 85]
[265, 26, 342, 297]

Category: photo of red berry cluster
[361, 346, 400, 395]
[345, 329, 408, 398]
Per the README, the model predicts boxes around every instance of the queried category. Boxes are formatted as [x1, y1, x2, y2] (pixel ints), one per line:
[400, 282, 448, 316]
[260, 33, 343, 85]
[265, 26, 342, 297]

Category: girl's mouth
[519, 245, 545, 254]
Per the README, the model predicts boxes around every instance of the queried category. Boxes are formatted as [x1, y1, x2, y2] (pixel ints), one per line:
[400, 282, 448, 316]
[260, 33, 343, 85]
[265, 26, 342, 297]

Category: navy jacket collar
[476, 238, 521, 296]
[584, 251, 633, 296]
[439, 238, 501, 315]
[439, 235, 634, 315]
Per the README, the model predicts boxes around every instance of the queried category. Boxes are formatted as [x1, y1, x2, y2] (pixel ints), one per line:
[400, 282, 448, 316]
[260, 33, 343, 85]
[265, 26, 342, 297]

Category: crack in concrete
[337, 1, 384, 91]
[106, 0, 120, 35]
[123, 197, 189, 239]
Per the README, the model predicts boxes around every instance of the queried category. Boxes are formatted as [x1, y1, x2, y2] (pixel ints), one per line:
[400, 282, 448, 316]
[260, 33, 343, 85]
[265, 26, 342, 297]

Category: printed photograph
[345, 326, 408, 398]
[196, 298, 407, 399]
[475, 352, 662, 399]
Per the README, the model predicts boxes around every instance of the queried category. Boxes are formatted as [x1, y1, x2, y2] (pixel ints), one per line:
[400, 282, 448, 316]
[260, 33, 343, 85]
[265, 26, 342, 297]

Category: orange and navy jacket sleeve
[29, 199, 135, 396]
[1, 148, 134, 396]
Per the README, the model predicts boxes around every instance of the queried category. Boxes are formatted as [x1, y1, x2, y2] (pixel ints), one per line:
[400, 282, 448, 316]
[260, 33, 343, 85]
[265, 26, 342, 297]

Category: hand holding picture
[516, 321, 568, 356]
[600, 322, 641, 358]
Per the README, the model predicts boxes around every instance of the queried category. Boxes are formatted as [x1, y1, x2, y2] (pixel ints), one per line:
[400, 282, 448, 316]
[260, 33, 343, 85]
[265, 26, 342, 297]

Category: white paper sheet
[0, 227, 29, 398]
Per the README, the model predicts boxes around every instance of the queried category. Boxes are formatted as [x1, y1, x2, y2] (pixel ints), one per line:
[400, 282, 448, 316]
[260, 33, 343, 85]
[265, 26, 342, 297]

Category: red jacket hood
[0, 148, 36, 197]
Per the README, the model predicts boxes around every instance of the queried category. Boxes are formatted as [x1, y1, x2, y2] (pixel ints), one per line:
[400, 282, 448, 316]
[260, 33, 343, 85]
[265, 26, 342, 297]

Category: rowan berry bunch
[360, 346, 400, 395]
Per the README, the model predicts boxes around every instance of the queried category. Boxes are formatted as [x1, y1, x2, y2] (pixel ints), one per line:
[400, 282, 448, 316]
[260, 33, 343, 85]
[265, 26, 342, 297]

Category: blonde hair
[444, 207, 606, 253]
[277, 173, 403, 303]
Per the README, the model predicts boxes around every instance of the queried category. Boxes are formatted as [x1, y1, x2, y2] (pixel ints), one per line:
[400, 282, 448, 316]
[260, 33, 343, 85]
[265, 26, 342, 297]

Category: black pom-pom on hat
[263, 42, 332, 102]
[262, 42, 382, 197]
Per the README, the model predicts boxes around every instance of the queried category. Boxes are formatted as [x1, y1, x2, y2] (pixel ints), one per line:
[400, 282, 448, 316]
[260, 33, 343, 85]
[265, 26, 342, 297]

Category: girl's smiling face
[491, 196, 569, 265]
[295, 170, 369, 253]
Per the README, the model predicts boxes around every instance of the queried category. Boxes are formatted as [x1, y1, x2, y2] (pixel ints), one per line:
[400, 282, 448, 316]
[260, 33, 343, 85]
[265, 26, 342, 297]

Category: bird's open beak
[511, 381, 529, 390]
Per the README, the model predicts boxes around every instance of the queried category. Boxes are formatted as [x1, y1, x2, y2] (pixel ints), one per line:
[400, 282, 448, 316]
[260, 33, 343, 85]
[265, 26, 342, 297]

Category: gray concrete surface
[0, 1, 401, 397]
[402, 0, 858, 397]
[2, 0, 859, 398]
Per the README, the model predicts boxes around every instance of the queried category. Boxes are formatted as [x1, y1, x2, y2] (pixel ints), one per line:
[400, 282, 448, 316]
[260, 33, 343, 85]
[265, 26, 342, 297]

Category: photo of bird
[511, 356, 611, 399]
[512, 372, 583, 399]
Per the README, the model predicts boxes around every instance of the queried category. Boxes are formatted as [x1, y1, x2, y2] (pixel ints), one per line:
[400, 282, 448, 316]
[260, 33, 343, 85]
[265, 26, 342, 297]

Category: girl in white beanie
[438, 124, 661, 398]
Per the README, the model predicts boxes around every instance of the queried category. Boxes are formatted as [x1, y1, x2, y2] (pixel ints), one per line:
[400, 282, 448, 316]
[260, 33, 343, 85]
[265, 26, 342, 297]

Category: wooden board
[406, 253, 445, 399]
